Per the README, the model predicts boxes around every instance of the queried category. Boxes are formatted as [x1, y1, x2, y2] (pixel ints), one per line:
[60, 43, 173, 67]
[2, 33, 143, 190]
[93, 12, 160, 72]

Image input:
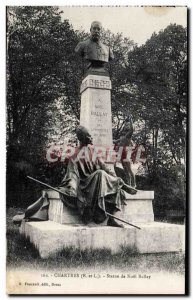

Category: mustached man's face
[90, 22, 102, 41]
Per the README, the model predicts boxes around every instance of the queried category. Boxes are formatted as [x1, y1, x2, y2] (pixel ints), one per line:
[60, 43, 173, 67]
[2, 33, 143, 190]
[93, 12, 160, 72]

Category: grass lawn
[6, 207, 185, 274]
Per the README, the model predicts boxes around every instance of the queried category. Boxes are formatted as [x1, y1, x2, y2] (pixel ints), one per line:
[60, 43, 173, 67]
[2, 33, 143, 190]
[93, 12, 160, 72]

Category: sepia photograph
[6, 5, 187, 295]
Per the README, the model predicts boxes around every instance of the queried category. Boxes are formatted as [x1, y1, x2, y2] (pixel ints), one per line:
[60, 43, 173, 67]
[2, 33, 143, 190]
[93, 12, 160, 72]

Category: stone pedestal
[19, 189, 185, 257]
[117, 191, 154, 223]
[19, 221, 185, 258]
[47, 190, 108, 226]
[46, 189, 154, 225]
[47, 190, 83, 225]
[80, 74, 112, 147]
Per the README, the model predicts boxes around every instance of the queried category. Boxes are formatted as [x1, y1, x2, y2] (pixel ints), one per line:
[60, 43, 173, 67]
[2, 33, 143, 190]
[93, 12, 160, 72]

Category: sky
[60, 6, 187, 45]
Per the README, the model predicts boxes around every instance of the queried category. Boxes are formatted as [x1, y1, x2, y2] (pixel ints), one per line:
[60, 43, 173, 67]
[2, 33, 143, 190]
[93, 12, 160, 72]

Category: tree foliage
[122, 24, 187, 214]
[7, 6, 81, 206]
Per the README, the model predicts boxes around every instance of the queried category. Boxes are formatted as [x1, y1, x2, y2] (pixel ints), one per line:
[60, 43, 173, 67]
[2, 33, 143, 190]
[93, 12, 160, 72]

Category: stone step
[19, 221, 185, 258]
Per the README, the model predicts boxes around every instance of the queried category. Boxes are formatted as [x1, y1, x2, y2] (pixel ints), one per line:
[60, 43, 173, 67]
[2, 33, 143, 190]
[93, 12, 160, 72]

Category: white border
[1, 1, 191, 299]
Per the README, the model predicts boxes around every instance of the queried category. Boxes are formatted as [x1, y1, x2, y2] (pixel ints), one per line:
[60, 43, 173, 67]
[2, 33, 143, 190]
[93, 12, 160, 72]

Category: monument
[75, 21, 114, 147]
[18, 21, 184, 258]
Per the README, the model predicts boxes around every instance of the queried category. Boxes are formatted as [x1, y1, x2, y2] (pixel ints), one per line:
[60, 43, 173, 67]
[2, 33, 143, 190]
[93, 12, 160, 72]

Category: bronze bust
[75, 21, 114, 75]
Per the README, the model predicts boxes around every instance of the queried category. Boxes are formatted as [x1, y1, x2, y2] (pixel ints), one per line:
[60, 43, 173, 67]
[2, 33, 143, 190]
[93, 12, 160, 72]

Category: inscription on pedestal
[80, 75, 113, 146]
[80, 75, 112, 93]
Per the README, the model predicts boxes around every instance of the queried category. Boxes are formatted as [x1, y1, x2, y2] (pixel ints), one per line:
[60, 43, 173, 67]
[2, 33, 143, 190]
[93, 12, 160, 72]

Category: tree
[6, 6, 81, 206]
[122, 24, 187, 215]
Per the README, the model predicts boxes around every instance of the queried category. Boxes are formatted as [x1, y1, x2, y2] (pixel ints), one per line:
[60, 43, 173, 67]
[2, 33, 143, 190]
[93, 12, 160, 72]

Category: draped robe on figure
[58, 145, 127, 222]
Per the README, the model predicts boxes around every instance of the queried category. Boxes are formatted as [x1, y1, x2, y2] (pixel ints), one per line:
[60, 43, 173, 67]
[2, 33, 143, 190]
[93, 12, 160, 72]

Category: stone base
[117, 190, 154, 223]
[46, 190, 154, 224]
[19, 221, 185, 258]
[48, 199, 83, 224]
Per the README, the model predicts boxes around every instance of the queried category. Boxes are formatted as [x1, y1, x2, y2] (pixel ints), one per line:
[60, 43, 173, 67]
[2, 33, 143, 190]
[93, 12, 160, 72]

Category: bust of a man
[75, 21, 114, 74]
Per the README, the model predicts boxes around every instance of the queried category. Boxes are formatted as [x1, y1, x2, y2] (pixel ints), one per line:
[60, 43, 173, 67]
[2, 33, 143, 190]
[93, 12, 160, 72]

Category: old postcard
[6, 6, 187, 295]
